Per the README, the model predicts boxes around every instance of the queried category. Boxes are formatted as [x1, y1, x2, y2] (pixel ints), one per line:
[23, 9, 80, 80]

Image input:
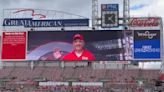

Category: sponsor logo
[129, 18, 160, 27]
[82, 56, 88, 60]
[101, 4, 118, 11]
[3, 18, 89, 27]
[137, 31, 157, 39]
[13, 9, 46, 19]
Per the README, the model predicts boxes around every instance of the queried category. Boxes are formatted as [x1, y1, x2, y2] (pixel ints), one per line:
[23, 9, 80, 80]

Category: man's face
[73, 39, 85, 51]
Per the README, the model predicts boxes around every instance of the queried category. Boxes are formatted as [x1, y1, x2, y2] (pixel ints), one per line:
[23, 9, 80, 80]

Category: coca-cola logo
[137, 31, 157, 39]
[129, 18, 159, 27]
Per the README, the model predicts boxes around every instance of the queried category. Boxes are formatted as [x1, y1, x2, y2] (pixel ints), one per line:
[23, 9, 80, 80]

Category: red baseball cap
[73, 34, 84, 41]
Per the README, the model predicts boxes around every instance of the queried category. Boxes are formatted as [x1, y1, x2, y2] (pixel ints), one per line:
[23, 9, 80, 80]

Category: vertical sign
[133, 30, 160, 60]
[2, 32, 26, 60]
[101, 4, 119, 28]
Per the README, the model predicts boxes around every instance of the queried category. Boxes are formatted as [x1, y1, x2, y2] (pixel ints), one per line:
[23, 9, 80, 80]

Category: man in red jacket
[63, 34, 95, 61]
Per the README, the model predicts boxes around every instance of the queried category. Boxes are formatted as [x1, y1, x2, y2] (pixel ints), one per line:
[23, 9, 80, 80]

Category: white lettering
[135, 45, 160, 53]
[137, 31, 157, 39]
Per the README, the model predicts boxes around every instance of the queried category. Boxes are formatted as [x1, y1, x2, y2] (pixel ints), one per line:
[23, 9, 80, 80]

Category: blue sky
[130, 0, 164, 17]
[130, 4, 147, 10]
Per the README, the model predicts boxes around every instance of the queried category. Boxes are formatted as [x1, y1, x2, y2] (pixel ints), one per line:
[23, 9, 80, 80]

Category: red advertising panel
[2, 32, 26, 60]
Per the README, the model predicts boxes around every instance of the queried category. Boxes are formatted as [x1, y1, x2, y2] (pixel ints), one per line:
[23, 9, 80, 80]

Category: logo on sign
[13, 9, 46, 19]
[105, 14, 115, 24]
[129, 18, 159, 27]
[106, 4, 118, 11]
[137, 31, 157, 39]
[102, 4, 118, 11]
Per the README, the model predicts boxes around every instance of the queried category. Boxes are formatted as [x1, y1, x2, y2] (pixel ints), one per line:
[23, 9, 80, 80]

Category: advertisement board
[3, 18, 89, 27]
[101, 4, 119, 28]
[1, 32, 27, 60]
[133, 30, 161, 60]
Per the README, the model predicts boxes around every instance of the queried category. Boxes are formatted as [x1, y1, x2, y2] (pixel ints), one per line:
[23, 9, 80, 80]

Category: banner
[3, 18, 89, 27]
[133, 30, 160, 60]
[72, 82, 103, 86]
[2, 32, 26, 60]
[27, 30, 124, 61]
[39, 82, 69, 86]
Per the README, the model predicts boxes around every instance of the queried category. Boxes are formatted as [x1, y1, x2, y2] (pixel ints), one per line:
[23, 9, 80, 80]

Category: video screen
[27, 30, 124, 61]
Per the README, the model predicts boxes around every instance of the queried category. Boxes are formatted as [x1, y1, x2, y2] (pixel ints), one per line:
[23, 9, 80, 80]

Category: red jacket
[63, 49, 95, 61]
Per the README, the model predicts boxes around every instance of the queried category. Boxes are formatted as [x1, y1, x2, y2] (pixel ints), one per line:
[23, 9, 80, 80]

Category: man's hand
[53, 48, 62, 59]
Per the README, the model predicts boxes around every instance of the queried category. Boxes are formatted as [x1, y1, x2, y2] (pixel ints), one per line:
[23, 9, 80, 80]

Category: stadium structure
[0, 0, 164, 92]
